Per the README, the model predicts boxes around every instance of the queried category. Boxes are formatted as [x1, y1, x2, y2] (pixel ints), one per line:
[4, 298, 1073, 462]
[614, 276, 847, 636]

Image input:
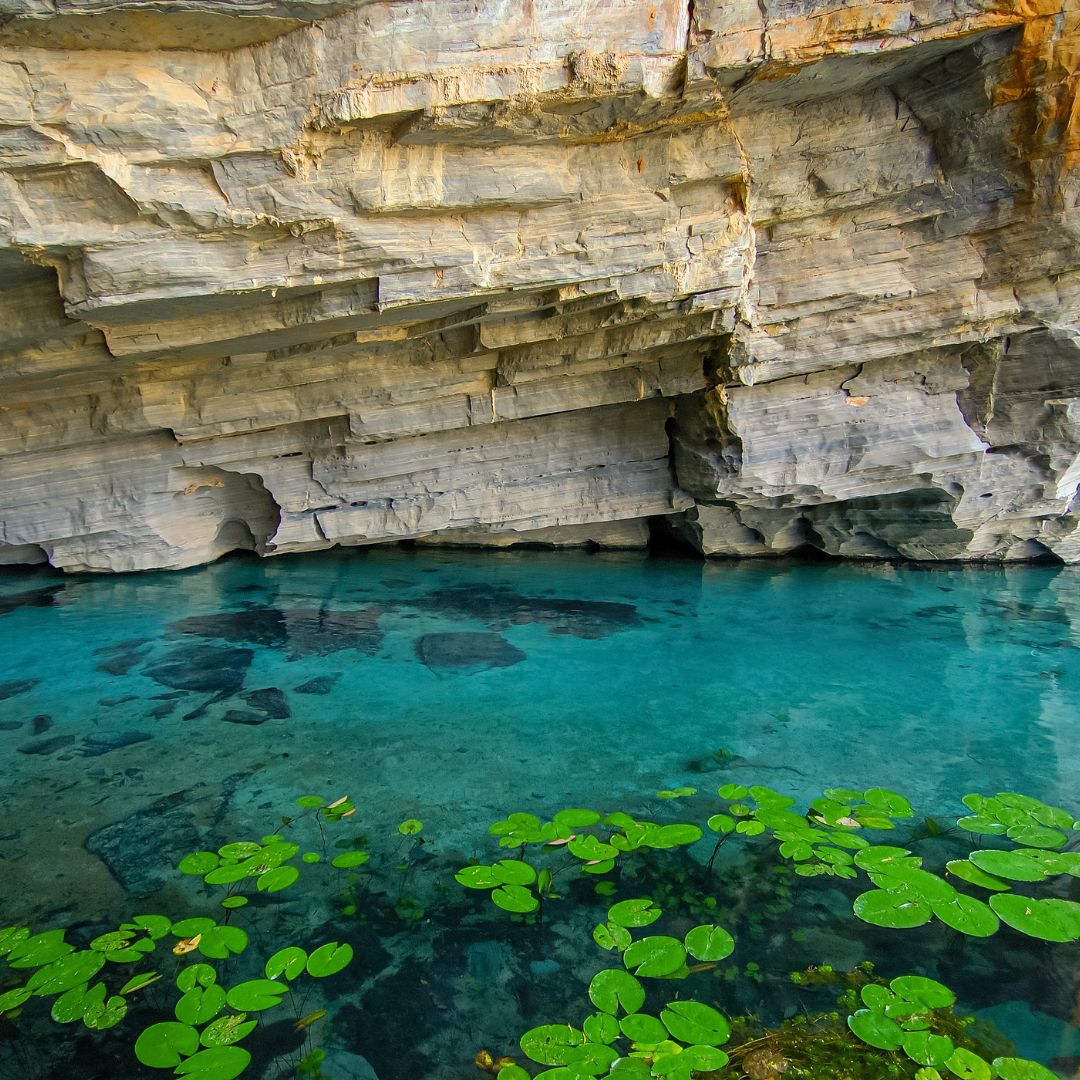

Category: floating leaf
[717, 784, 749, 799]
[200, 1014, 257, 1048]
[225, 979, 288, 1012]
[496, 1066, 531, 1080]
[306, 941, 353, 978]
[492, 885, 539, 914]
[179, 852, 221, 877]
[991, 1058, 1059, 1080]
[944, 1047, 991, 1079]
[931, 894, 1000, 937]
[1005, 825, 1067, 850]
[398, 819, 423, 835]
[266, 947, 307, 981]
[864, 789, 915, 818]
[519, 1024, 584, 1066]
[707, 814, 736, 834]
[643, 824, 703, 848]
[28, 951, 105, 995]
[623, 936, 686, 978]
[175, 984, 226, 1026]
[588, 970, 645, 1016]
[620, 1012, 668, 1044]
[607, 899, 661, 929]
[1013, 849, 1080, 876]
[256, 866, 300, 893]
[849, 1009, 904, 1051]
[176, 964, 217, 992]
[854, 847, 917, 872]
[7, 929, 73, 969]
[968, 851, 1046, 882]
[660, 1001, 731, 1046]
[567, 835, 618, 862]
[134, 1022, 200, 1068]
[331, 851, 370, 870]
[593, 922, 631, 952]
[684, 924, 735, 962]
[220, 897, 248, 910]
[491, 860, 537, 886]
[218, 842, 262, 861]
[294, 1009, 326, 1033]
[903, 1031, 955, 1068]
[582, 1011, 620, 1045]
[566, 1043, 619, 1075]
[120, 972, 161, 995]
[0, 987, 31, 1014]
[204, 864, 251, 886]
[129, 918, 169, 944]
[870, 866, 957, 904]
[83, 994, 127, 1030]
[456, 865, 501, 889]
[0, 927, 29, 956]
[890, 976, 956, 1009]
[198, 927, 248, 960]
[51, 982, 105, 1024]
[657, 787, 697, 800]
[854, 890, 933, 929]
[295, 795, 325, 809]
[174, 1046, 252, 1080]
[172, 919, 216, 939]
[861, 985, 897, 1009]
[302, 852, 321, 864]
[945, 861, 1011, 892]
[989, 894, 1080, 942]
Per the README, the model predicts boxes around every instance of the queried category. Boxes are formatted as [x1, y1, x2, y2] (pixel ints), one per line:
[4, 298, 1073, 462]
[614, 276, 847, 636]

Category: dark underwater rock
[223, 709, 269, 725]
[85, 806, 201, 897]
[0, 583, 63, 617]
[419, 584, 639, 639]
[169, 604, 383, 658]
[31, 714, 52, 735]
[294, 674, 339, 695]
[0, 678, 38, 700]
[18, 734, 76, 755]
[143, 643, 253, 693]
[243, 687, 290, 719]
[93, 638, 151, 676]
[415, 631, 526, 672]
[79, 731, 152, 756]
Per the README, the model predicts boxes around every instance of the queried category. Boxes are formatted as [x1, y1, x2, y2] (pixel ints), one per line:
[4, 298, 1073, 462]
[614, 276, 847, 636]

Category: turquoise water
[0, 549, 1077, 1077]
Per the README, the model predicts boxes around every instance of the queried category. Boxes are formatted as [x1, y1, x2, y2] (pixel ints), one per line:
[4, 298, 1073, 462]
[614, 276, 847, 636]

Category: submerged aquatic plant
[0, 793, 361, 1079]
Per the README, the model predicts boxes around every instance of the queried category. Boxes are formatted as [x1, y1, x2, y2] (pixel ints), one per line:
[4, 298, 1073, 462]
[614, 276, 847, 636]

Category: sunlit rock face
[0, 0, 1077, 571]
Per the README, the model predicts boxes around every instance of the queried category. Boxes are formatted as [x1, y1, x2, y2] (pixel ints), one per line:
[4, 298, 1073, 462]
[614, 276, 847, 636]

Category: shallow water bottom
[0, 549, 1077, 1078]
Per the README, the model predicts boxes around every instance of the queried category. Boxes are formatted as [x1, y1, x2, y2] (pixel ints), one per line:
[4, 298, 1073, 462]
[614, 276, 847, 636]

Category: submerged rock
[294, 675, 340, 695]
[85, 806, 202, 897]
[169, 605, 382, 658]
[243, 687, 291, 719]
[414, 632, 526, 673]
[79, 731, 152, 757]
[17, 734, 76, 755]
[0, 679, 39, 701]
[142, 643, 253, 694]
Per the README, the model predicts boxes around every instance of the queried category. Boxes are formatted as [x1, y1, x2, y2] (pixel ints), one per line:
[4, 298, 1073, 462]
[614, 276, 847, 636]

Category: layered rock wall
[0, 0, 1077, 570]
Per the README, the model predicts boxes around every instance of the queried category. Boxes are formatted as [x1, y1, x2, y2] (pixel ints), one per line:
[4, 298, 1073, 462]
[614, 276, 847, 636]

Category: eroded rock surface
[0, 0, 1077, 569]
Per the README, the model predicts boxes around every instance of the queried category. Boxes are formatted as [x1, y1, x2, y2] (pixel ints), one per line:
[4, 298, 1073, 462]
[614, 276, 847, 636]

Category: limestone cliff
[0, 0, 1077, 571]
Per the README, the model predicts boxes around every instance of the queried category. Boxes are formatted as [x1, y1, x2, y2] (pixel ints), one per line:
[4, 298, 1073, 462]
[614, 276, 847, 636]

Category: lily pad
[607, 899, 662, 929]
[988, 894, 1080, 942]
[582, 1011, 620, 1045]
[174, 1046, 252, 1079]
[991, 1058, 1059, 1080]
[903, 1031, 955, 1068]
[265, 946, 307, 981]
[945, 861, 1011, 892]
[854, 890, 933, 929]
[28, 951, 105, 995]
[306, 941, 353, 977]
[135, 1021, 200, 1068]
[619, 1012, 668, 1044]
[588, 970, 645, 1015]
[931, 895, 999, 937]
[256, 866, 300, 893]
[945, 1047, 991, 1079]
[684, 924, 735, 962]
[175, 984, 226, 1026]
[519, 1024, 585, 1066]
[890, 976, 956, 1009]
[492, 884, 539, 913]
[849, 1009, 904, 1051]
[623, 936, 686, 978]
[224, 979, 288, 1012]
[201, 1013, 257, 1048]
[660, 1001, 730, 1046]
[967, 851, 1046, 883]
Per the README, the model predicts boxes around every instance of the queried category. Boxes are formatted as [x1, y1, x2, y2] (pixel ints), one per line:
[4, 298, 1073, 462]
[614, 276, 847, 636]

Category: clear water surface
[0, 549, 1077, 1078]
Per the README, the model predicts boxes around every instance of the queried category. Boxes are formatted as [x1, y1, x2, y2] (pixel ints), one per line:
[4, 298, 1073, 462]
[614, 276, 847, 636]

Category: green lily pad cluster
[709, 785, 914, 880]
[0, 918, 176, 1031]
[135, 941, 352, 1080]
[503, 896, 736, 1079]
[458, 809, 703, 915]
[178, 794, 368, 908]
[849, 791, 1080, 942]
[847, 975, 1056, 1080]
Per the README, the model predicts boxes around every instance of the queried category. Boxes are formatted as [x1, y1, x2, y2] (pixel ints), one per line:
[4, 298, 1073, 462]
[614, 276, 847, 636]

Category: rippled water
[0, 549, 1077, 1078]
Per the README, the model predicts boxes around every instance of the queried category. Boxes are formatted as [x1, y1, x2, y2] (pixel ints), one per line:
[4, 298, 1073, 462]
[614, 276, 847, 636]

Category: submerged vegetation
[0, 783, 1076, 1079]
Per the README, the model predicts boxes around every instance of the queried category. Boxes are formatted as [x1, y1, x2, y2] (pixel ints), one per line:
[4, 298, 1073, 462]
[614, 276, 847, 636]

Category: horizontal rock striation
[0, 0, 1077, 570]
